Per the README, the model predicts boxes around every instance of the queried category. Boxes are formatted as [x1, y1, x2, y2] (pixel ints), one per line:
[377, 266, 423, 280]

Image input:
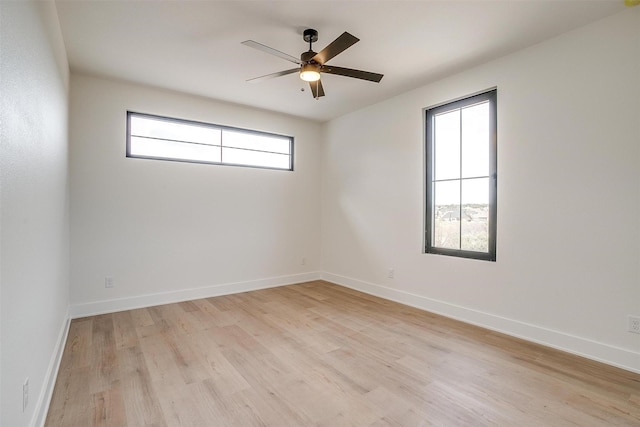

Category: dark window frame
[126, 111, 294, 171]
[425, 89, 497, 261]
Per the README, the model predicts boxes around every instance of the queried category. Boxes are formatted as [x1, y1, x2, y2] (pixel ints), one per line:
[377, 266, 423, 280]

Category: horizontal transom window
[126, 112, 294, 171]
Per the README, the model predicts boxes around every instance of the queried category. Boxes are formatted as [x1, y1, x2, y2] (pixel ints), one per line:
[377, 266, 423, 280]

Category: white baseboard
[321, 272, 640, 374]
[65, 270, 639, 374]
[32, 309, 71, 427]
[70, 272, 322, 319]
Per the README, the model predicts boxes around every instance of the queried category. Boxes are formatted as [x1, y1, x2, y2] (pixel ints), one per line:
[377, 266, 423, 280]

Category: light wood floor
[46, 281, 640, 426]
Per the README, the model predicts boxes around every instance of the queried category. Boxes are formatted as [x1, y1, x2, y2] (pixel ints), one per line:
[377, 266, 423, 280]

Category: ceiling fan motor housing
[301, 51, 317, 63]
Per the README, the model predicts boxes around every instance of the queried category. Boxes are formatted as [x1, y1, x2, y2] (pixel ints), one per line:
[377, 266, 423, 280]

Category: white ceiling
[55, 1, 625, 122]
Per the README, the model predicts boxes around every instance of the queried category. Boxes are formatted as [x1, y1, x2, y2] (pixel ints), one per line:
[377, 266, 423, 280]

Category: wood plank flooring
[46, 281, 640, 426]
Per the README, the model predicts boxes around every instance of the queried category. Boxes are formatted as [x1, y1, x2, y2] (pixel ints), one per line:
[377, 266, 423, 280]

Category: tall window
[425, 89, 497, 261]
[127, 112, 294, 171]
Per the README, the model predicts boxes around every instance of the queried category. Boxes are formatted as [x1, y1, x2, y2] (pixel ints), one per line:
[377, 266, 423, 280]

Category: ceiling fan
[242, 29, 384, 99]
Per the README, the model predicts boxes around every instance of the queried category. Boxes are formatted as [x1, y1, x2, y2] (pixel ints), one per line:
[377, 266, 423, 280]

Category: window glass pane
[131, 116, 221, 145]
[461, 102, 490, 178]
[433, 180, 460, 249]
[434, 109, 460, 180]
[222, 147, 290, 169]
[130, 136, 221, 163]
[223, 130, 291, 154]
[461, 178, 489, 252]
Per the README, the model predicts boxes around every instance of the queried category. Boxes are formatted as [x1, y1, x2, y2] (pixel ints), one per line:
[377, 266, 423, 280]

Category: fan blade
[321, 65, 383, 83]
[311, 32, 359, 65]
[247, 68, 299, 83]
[309, 80, 325, 99]
[242, 40, 302, 65]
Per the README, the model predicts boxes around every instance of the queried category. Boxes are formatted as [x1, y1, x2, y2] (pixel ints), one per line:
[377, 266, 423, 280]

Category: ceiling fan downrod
[303, 28, 318, 51]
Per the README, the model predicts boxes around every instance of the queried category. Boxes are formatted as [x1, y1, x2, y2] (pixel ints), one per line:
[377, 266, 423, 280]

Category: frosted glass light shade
[300, 64, 320, 82]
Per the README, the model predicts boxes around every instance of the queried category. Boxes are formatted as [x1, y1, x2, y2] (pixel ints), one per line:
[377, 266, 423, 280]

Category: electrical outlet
[105, 276, 114, 288]
[628, 315, 640, 334]
[387, 268, 395, 279]
[301, 257, 307, 266]
[23, 378, 29, 412]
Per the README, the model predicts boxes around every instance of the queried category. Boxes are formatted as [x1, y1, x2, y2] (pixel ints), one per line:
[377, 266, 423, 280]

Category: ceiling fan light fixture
[300, 64, 320, 82]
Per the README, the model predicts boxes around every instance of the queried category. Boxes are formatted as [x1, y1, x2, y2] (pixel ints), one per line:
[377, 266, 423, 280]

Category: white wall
[0, 1, 71, 426]
[69, 75, 322, 315]
[321, 8, 640, 372]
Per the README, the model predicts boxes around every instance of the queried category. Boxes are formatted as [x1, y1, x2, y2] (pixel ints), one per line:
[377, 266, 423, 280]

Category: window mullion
[458, 108, 463, 250]
[220, 130, 224, 164]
